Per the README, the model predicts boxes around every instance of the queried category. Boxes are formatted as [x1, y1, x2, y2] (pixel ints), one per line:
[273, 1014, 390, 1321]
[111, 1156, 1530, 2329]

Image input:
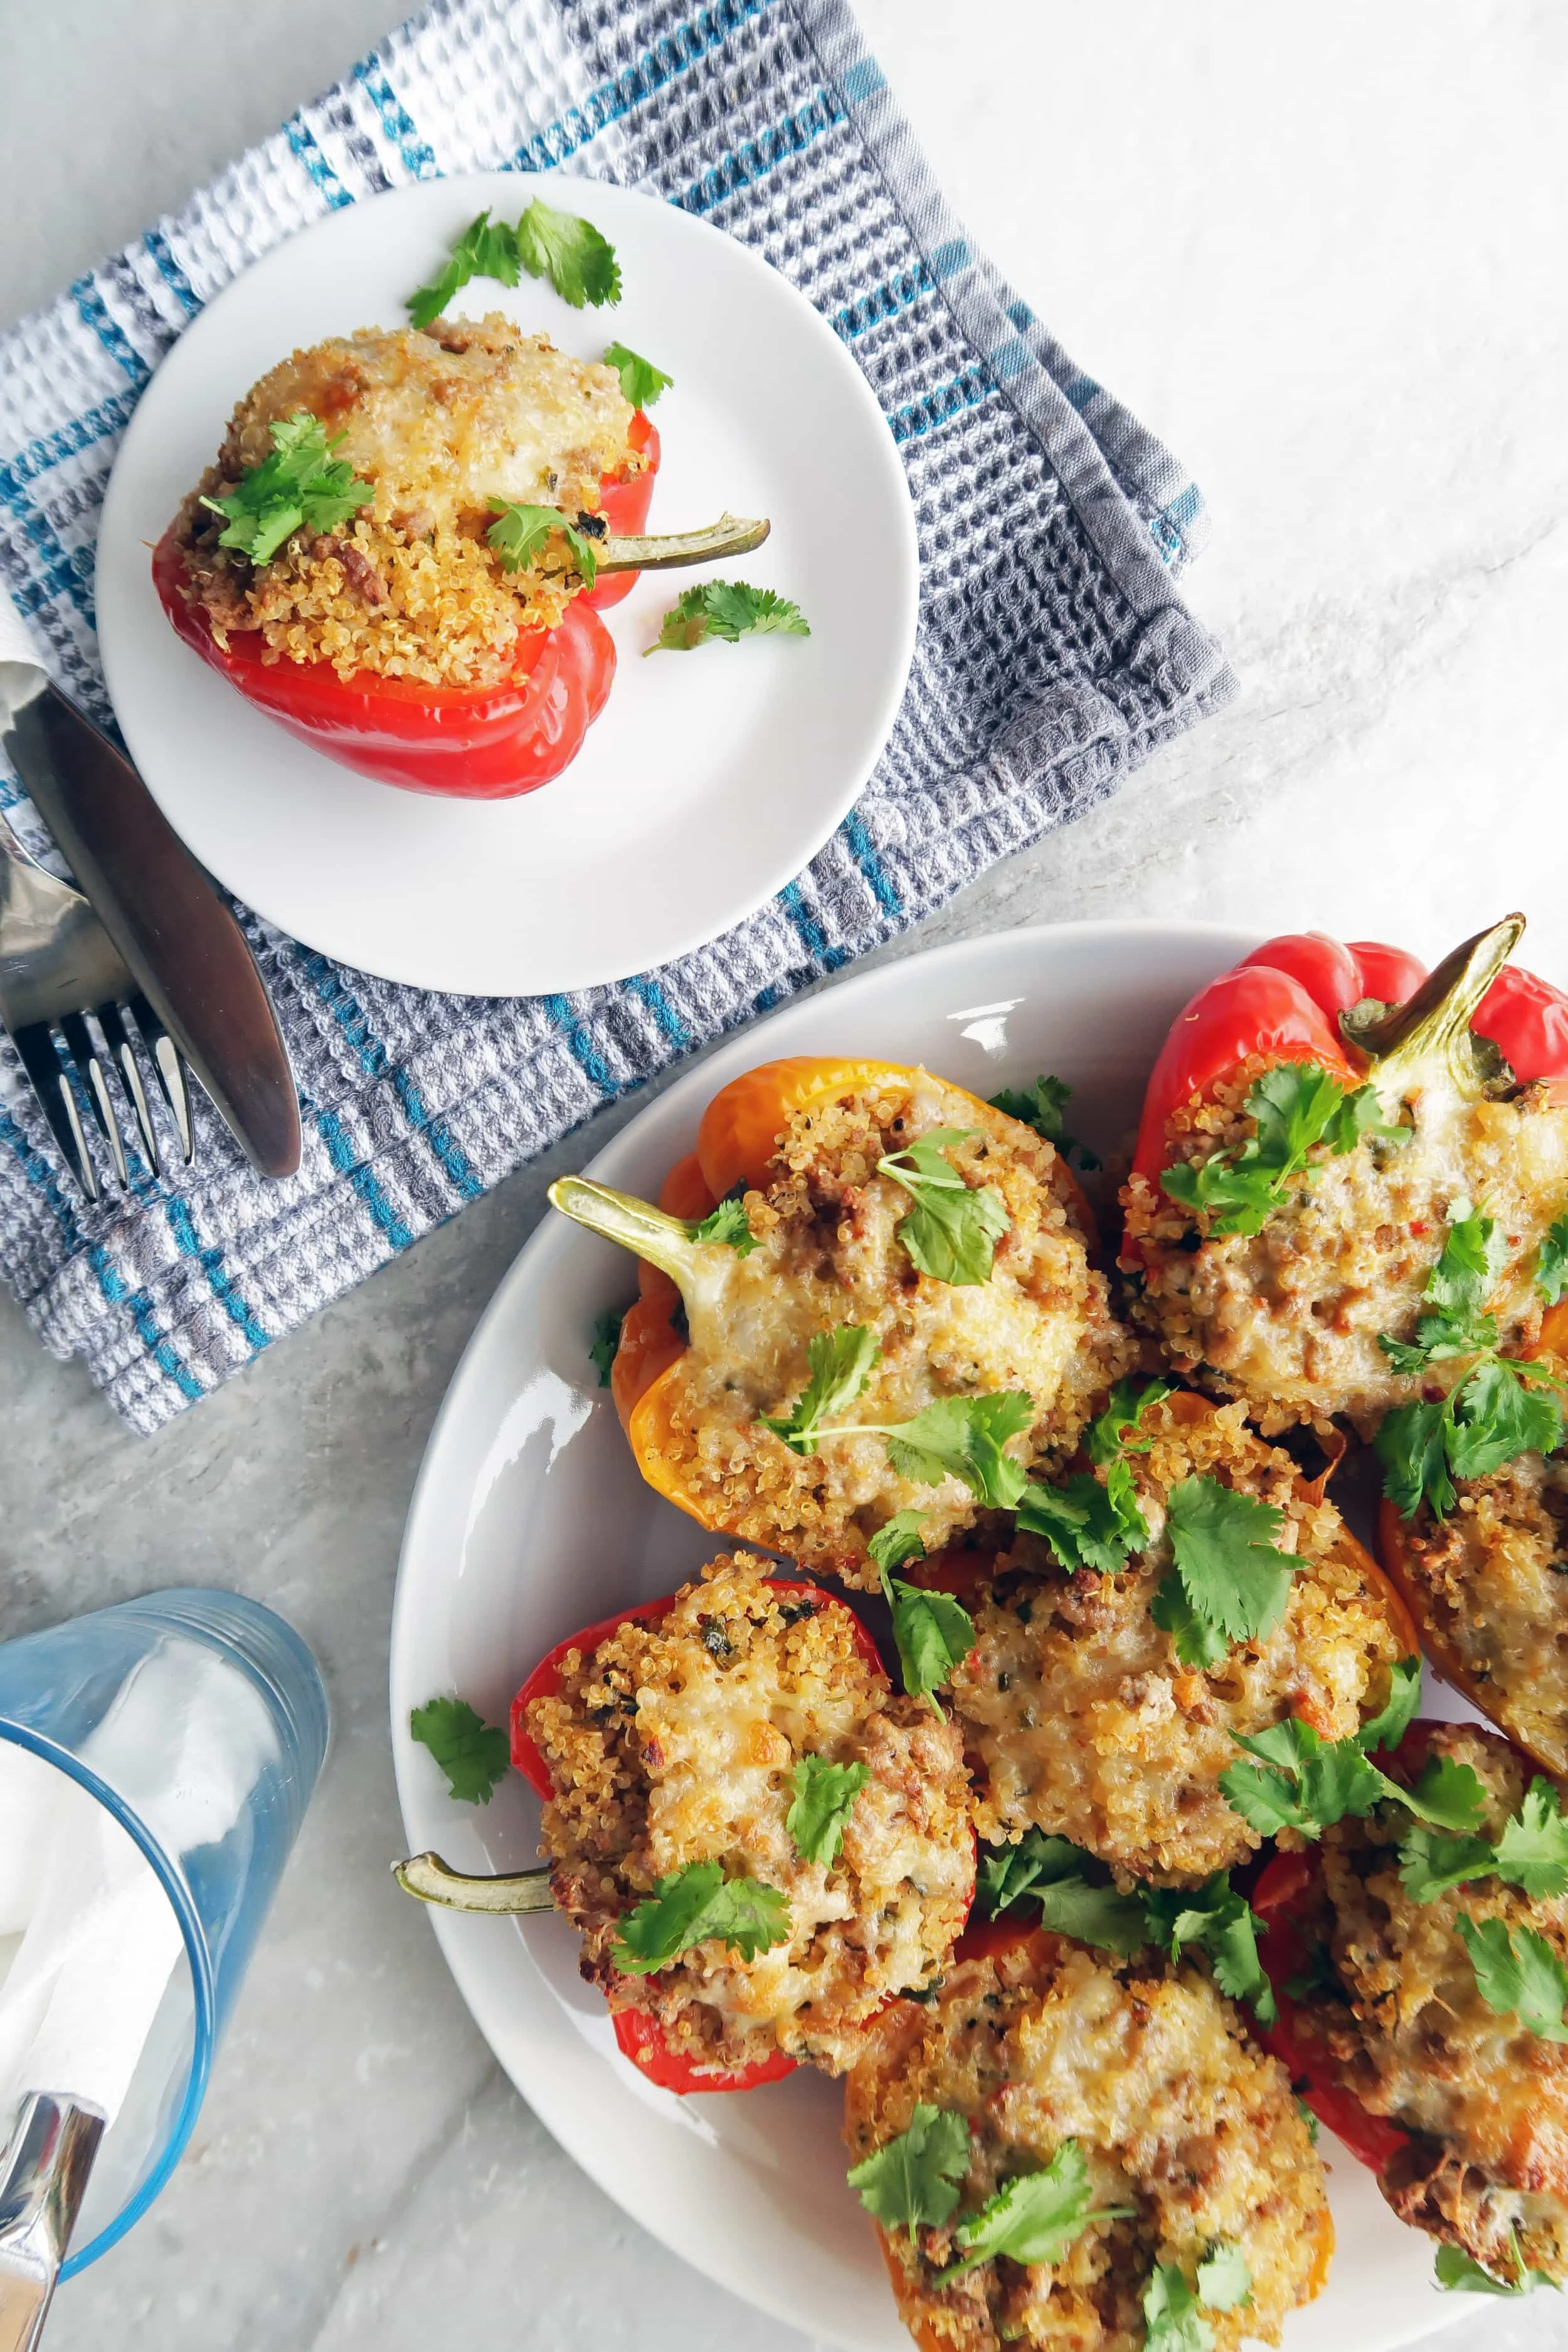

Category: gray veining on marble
[3, 4, 1567, 2347]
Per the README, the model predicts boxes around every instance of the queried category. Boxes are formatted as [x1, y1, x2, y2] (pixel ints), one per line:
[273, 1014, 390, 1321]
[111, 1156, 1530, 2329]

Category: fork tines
[11, 998, 193, 1202]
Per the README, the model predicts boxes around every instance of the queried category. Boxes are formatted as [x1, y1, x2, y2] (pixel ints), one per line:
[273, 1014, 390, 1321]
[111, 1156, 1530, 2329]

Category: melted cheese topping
[1123, 1059, 1568, 1433]
[1298, 1724, 1568, 2280]
[527, 1552, 974, 2075]
[645, 1075, 1133, 1587]
[844, 1933, 1328, 2352]
[952, 1399, 1407, 1882]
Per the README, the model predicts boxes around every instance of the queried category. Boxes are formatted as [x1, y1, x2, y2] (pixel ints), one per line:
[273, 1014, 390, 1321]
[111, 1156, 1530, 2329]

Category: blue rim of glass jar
[0, 1719, 215, 2277]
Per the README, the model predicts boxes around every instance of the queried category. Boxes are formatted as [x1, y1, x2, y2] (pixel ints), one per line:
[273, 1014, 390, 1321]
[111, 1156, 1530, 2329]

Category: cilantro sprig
[1457, 1915, 1568, 2041]
[759, 1326, 1033, 1508]
[759, 1325, 881, 1456]
[691, 1192, 759, 1256]
[487, 500, 603, 586]
[200, 411, 373, 566]
[866, 1514, 976, 1712]
[612, 1858, 791, 1973]
[408, 1695, 510, 1804]
[1401, 1775, 1568, 1904]
[1374, 1199, 1568, 1518]
[1014, 1380, 1170, 1575]
[1537, 1214, 1568, 1306]
[990, 1073, 1100, 1170]
[602, 340, 672, 408]
[650, 580, 810, 652]
[1219, 1673, 1486, 1846]
[1160, 1062, 1404, 1239]
[787, 1755, 870, 1866]
[1436, 2237, 1559, 2296]
[876, 1128, 1010, 1286]
[846, 2104, 968, 2236]
[1150, 1478, 1300, 1668]
[407, 200, 620, 329]
[933, 2141, 1130, 2285]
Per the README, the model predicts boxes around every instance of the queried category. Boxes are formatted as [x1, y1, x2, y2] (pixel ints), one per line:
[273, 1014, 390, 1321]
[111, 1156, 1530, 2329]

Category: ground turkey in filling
[1387, 1451, 1568, 1775]
[168, 315, 641, 685]
[639, 1074, 1135, 1589]
[843, 1928, 1330, 2352]
[525, 1552, 975, 2077]
[1290, 1722, 1568, 2281]
[1121, 1055, 1568, 1434]
[948, 1396, 1409, 1884]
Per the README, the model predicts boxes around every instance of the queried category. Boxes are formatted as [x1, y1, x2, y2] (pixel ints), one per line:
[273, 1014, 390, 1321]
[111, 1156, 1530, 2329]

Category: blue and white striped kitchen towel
[0, 0, 1235, 1433]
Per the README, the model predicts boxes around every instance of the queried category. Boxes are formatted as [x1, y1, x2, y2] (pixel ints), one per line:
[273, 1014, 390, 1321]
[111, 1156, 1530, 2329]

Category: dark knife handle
[11, 684, 300, 1178]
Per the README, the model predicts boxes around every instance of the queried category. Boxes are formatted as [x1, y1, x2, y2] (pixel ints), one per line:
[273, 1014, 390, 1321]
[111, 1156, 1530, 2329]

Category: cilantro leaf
[406, 208, 520, 331]
[514, 196, 621, 308]
[1195, 2244, 1252, 2312]
[602, 340, 671, 408]
[1357, 1655, 1424, 1756]
[650, 580, 811, 652]
[1537, 1214, 1568, 1306]
[199, 411, 373, 566]
[877, 1128, 1010, 1286]
[1032, 1875, 1152, 1958]
[1496, 1778, 1568, 1897]
[1456, 1914, 1568, 2041]
[883, 1579, 975, 1710]
[1150, 1573, 1232, 1669]
[989, 1073, 1101, 1170]
[612, 1859, 792, 1973]
[1377, 1359, 1564, 1520]
[1435, 2237, 1558, 2296]
[787, 1754, 870, 1866]
[846, 2104, 970, 2237]
[881, 1392, 1034, 1507]
[975, 1830, 1088, 1919]
[1147, 1877, 1277, 2025]
[1160, 1062, 1400, 1238]
[1143, 2262, 1214, 2352]
[691, 1193, 758, 1256]
[974, 1830, 1148, 1956]
[760, 1325, 881, 1456]
[589, 1308, 623, 1387]
[1401, 1751, 1490, 1833]
[1399, 1826, 1497, 1903]
[1015, 1471, 1145, 1574]
[867, 1510, 927, 1577]
[1380, 1202, 1503, 1369]
[936, 2141, 1128, 2284]
[1220, 1719, 1384, 1840]
[486, 499, 601, 587]
[1086, 1378, 1172, 1466]
[1374, 1395, 1457, 1520]
[408, 1695, 510, 1805]
[1165, 1478, 1298, 1649]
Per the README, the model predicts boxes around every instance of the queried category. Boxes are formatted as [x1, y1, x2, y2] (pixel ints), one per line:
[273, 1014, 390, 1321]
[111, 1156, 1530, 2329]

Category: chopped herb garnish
[691, 1193, 758, 1255]
[867, 1510, 928, 1578]
[759, 1324, 881, 1456]
[649, 580, 810, 652]
[1142, 2262, 1214, 2352]
[876, 1127, 1010, 1286]
[199, 411, 373, 566]
[1221, 1712, 1488, 1843]
[1160, 1061, 1405, 1238]
[1356, 1655, 1424, 1756]
[602, 340, 672, 408]
[1496, 1777, 1568, 1896]
[866, 1513, 976, 1709]
[589, 1308, 623, 1387]
[486, 499, 601, 586]
[990, 1073, 1101, 1169]
[1153, 1477, 1298, 1663]
[612, 1858, 790, 1973]
[1143, 1875, 1276, 2025]
[408, 1694, 510, 1805]
[408, 199, 620, 327]
[1537, 1214, 1568, 1306]
[1435, 2236, 1558, 2295]
[1194, 2244, 1252, 2312]
[935, 2140, 1128, 2285]
[786, 1754, 870, 1866]
[846, 2104, 969, 2237]
[1017, 1379, 1169, 1573]
[406, 208, 521, 329]
[1379, 1199, 1503, 1368]
[1456, 1914, 1568, 2042]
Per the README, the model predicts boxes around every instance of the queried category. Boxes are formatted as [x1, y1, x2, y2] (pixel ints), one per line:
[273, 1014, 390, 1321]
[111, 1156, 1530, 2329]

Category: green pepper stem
[596, 513, 770, 574]
[548, 1175, 701, 1288]
[393, 1852, 555, 1914]
[1342, 913, 1525, 1106]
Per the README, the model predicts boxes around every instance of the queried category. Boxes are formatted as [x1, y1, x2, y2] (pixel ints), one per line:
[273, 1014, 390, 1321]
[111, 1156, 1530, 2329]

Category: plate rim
[94, 167, 920, 997]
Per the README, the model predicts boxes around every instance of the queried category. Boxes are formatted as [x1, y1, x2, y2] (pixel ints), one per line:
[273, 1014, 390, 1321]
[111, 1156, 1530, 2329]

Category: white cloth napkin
[0, 1743, 183, 2126]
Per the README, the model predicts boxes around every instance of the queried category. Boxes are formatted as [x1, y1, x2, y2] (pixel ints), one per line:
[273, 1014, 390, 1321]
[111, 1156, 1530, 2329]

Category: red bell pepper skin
[1251, 1848, 1413, 2175]
[509, 1575, 887, 2097]
[153, 413, 656, 798]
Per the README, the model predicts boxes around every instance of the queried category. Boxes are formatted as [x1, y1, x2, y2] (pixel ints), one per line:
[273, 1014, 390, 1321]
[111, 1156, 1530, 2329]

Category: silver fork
[0, 815, 191, 1202]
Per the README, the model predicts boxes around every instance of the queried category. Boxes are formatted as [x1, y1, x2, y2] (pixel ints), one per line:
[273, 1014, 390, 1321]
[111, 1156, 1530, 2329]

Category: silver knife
[0, 609, 300, 1179]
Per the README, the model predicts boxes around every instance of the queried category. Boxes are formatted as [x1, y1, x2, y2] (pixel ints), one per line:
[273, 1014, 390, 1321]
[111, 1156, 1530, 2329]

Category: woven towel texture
[0, 0, 1234, 1433]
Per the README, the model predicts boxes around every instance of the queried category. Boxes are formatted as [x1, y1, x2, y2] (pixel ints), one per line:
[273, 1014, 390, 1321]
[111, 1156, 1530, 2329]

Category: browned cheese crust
[1121, 1056, 1568, 1433]
[950, 1397, 1409, 1883]
[1291, 1722, 1568, 2280]
[645, 1074, 1134, 1587]
[1392, 1451, 1568, 1775]
[526, 1552, 974, 2076]
[843, 1931, 1330, 2352]
[170, 315, 641, 685]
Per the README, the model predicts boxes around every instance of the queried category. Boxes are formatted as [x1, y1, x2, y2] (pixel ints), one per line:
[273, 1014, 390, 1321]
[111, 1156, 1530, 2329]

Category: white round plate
[96, 174, 918, 996]
[391, 921, 1470, 2352]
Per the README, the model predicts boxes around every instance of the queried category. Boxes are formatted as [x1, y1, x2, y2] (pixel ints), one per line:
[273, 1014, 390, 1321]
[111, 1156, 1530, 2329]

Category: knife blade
[0, 630, 300, 1180]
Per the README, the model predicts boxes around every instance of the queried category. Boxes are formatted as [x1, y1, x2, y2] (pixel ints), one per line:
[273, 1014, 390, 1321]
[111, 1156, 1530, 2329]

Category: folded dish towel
[0, 0, 1235, 1433]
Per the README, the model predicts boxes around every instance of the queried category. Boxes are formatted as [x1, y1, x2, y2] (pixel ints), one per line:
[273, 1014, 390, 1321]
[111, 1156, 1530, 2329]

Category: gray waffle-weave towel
[0, 0, 1236, 1433]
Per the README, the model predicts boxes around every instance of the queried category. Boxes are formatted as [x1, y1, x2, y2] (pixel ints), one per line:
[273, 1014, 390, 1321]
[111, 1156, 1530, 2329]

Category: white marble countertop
[3, 3, 1566, 2346]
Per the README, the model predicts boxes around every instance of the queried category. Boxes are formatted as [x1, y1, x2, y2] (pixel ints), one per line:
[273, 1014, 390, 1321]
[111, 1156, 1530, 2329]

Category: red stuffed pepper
[156, 314, 764, 799]
[513, 1552, 975, 2094]
[1121, 915, 1568, 1432]
[1251, 1719, 1568, 2288]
